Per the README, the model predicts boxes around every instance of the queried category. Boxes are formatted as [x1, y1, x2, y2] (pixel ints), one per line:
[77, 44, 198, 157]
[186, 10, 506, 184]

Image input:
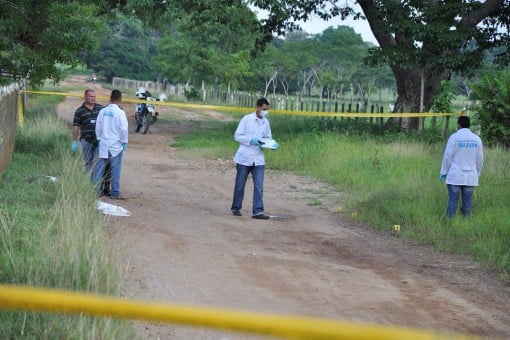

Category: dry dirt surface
[56, 75, 510, 339]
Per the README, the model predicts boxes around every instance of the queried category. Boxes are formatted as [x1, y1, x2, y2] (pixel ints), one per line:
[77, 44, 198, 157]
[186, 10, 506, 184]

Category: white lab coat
[440, 128, 483, 186]
[233, 112, 271, 166]
[95, 103, 128, 159]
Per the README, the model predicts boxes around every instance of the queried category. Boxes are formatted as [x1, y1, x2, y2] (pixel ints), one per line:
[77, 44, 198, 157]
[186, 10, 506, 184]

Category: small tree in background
[472, 70, 510, 147]
[431, 80, 456, 131]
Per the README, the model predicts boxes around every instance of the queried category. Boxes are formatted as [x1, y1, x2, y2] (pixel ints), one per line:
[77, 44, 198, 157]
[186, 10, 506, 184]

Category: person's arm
[119, 110, 129, 144]
[72, 126, 80, 141]
[72, 108, 81, 141]
[71, 110, 81, 153]
[95, 112, 103, 142]
[263, 123, 272, 140]
[234, 116, 250, 145]
[440, 136, 455, 176]
[477, 139, 484, 177]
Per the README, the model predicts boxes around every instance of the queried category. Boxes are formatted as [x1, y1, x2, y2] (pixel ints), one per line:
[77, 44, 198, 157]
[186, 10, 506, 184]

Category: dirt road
[57, 76, 510, 339]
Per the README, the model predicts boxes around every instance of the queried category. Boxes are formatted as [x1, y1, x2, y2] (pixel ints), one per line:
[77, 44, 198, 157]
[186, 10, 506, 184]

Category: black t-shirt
[72, 103, 104, 144]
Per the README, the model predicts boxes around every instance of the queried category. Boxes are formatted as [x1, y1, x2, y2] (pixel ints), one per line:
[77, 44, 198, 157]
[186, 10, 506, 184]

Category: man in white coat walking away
[440, 115, 483, 218]
[92, 89, 129, 200]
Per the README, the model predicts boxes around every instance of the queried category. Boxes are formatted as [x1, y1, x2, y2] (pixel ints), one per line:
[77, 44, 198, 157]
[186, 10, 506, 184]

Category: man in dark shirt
[72, 88, 111, 196]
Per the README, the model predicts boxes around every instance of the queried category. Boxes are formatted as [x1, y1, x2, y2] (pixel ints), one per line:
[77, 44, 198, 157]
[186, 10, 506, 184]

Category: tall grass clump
[0, 105, 134, 337]
[173, 114, 510, 277]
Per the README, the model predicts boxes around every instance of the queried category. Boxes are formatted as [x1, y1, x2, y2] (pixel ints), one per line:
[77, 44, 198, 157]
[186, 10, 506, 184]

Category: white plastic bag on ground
[96, 201, 131, 217]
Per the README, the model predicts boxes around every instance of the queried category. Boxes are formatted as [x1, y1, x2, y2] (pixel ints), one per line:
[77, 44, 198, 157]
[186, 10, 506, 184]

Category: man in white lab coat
[231, 97, 278, 219]
[440, 115, 483, 218]
[92, 89, 129, 200]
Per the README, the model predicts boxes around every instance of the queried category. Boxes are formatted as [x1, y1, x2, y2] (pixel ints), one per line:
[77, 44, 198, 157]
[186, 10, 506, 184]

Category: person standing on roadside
[71, 88, 111, 196]
[92, 89, 128, 200]
[230, 97, 278, 220]
[440, 115, 483, 218]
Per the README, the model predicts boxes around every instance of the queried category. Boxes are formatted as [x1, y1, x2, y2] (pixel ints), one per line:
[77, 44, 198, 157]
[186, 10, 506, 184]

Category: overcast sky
[250, 4, 378, 46]
[297, 14, 378, 45]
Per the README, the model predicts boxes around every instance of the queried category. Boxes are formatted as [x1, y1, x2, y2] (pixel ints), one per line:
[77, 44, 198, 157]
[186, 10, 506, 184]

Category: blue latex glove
[71, 140, 78, 154]
[439, 174, 446, 181]
[122, 143, 127, 151]
[249, 138, 261, 146]
[272, 142, 279, 150]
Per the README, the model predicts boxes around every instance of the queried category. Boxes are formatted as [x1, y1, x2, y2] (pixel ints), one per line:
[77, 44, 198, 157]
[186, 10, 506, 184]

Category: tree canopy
[153, 0, 259, 90]
[0, 0, 105, 86]
[80, 11, 159, 83]
[250, 0, 510, 129]
[3, 0, 508, 134]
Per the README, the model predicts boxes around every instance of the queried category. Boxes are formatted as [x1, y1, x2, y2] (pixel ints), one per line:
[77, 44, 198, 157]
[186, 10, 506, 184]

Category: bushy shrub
[471, 70, 510, 147]
[431, 80, 456, 114]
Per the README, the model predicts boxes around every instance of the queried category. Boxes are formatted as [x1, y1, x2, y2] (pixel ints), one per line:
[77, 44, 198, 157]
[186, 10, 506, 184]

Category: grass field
[0, 81, 507, 337]
[172, 112, 510, 278]
[0, 93, 135, 338]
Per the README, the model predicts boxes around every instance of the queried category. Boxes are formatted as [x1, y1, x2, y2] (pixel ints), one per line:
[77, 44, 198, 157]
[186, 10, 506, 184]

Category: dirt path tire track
[56, 76, 510, 339]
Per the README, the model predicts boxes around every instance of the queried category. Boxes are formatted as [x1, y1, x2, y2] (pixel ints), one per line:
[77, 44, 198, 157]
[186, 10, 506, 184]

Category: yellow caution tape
[21, 90, 456, 118]
[0, 284, 474, 339]
[17, 93, 24, 126]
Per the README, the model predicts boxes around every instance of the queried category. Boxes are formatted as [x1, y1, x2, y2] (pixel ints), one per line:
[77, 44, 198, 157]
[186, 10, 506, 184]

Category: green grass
[0, 98, 135, 338]
[174, 114, 510, 278]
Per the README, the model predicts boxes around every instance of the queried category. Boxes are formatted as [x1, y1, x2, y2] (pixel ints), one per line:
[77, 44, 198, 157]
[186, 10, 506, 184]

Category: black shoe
[110, 196, 126, 200]
[252, 214, 270, 220]
[232, 210, 242, 216]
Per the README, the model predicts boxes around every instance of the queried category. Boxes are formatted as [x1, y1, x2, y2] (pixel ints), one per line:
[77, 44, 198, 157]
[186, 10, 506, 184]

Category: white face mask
[260, 110, 269, 117]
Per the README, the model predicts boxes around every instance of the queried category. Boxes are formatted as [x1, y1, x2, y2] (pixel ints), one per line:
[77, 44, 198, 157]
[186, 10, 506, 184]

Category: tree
[315, 26, 379, 105]
[275, 37, 318, 98]
[249, 0, 510, 131]
[153, 0, 260, 94]
[472, 70, 510, 147]
[79, 12, 159, 83]
[0, 1, 105, 86]
[248, 45, 280, 96]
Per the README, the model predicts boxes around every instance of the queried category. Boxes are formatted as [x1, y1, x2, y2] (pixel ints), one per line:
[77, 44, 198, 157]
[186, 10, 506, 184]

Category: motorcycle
[134, 87, 166, 134]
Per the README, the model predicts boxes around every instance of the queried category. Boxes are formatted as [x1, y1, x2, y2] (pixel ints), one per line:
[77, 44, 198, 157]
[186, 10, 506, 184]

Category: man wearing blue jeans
[92, 90, 128, 200]
[440, 116, 483, 218]
[231, 97, 277, 219]
[71, 89, 111, 196]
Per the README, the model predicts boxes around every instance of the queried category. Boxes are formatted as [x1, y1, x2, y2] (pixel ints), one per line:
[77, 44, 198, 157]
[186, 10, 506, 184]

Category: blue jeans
[80, 139, 98, 174]
[231, 163, 265, 216]
[447, 184, 474, 218]
[92, 151, 123, 198]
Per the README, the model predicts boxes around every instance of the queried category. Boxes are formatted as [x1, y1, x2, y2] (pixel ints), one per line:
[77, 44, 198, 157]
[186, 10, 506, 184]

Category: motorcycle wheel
[141, 112, 152, 134]
[135, 109, 143, 132]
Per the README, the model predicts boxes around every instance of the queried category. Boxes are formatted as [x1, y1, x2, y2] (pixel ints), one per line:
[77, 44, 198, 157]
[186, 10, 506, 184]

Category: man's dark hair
[256, 97, 270, 107]
[110, 89, 122, 101]
[458, 115, 470, 128]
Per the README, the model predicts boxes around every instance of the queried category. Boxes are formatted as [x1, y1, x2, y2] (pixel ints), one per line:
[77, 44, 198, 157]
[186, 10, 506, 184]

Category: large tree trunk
[358, 0, 461, 132]
[388, 66, 449, 131]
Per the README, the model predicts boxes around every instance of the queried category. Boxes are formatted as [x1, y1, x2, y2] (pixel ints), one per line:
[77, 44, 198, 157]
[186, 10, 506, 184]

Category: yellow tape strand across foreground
[21, 90, 456, 118]
[0, 285, 473, 339]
